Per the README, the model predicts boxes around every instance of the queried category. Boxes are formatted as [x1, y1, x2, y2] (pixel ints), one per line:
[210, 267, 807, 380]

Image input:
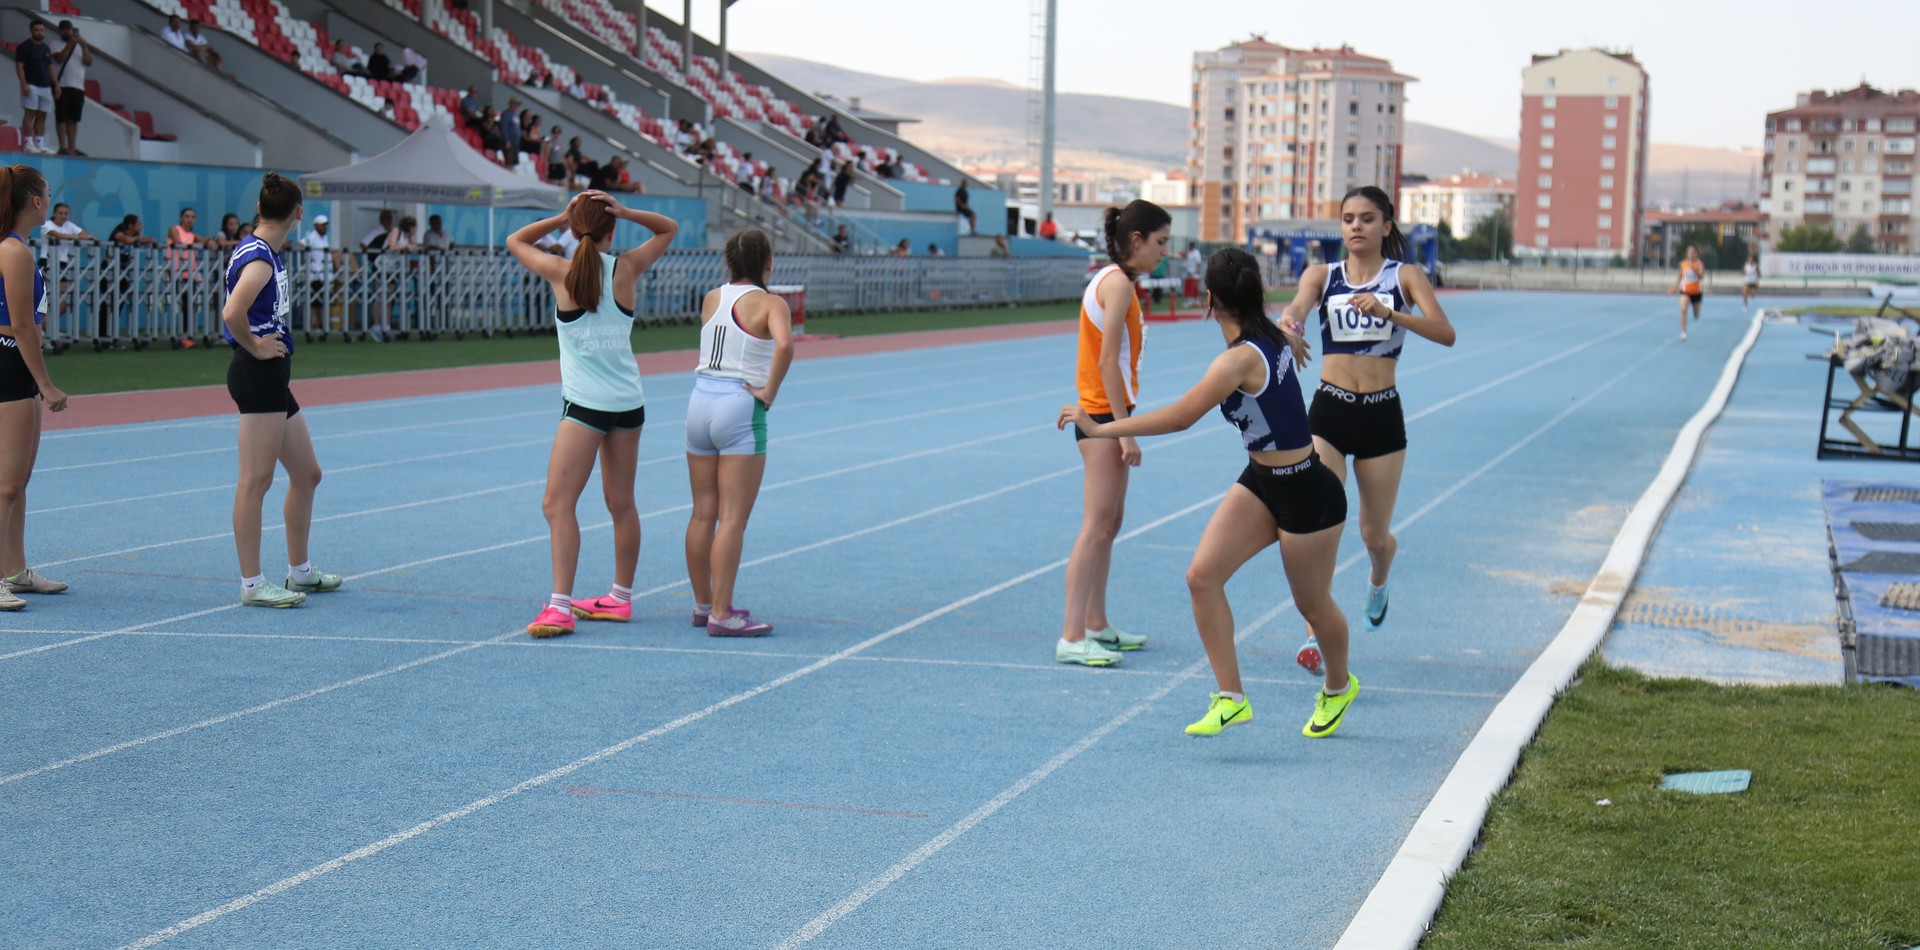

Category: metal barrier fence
[30, 242, 1090, 348]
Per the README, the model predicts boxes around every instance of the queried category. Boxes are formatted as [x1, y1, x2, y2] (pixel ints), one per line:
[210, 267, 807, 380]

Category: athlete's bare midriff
[1320, 352, 1397, 394]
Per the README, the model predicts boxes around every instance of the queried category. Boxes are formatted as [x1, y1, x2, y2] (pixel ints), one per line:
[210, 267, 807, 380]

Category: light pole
[1037, 0, 1057, 230]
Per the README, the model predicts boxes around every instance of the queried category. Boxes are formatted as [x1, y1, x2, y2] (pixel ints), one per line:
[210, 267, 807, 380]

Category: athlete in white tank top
[698, 282, 777, 387]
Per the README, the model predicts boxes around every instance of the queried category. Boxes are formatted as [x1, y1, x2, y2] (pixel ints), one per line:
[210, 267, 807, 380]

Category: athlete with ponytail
[1056, 199, 1170, 667]
[507, 190, 678, 638]
[1281, 185, 1455, 675]
[682, 228, 792, 638]
[0, 164, 69, 612]
[223, 173, 340, 608]
[1061, 247, 1359, 737]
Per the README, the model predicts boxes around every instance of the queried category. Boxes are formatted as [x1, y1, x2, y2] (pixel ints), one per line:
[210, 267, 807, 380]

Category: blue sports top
[1219, 334, 1312, 453]
[223, 235, 293, 353]
[0, 232, 46, 328]
[1318, 259, 1407, 359]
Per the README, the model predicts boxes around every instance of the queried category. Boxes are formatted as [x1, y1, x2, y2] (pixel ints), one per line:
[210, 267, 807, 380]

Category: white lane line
[1332, 313, 1765, 950]
[111, 491, 1225, 950]
[771, 328, 1673, 948]
[1, 443, 1186, 786]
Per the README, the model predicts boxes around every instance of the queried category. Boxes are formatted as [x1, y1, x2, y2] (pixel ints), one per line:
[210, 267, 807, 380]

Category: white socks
[610, 583, 633, 605]
[241, 574, 264, 595]
[1218, 690, 1245, 703]
[289, 562, 314, 584]
[548, 593, 570, 611]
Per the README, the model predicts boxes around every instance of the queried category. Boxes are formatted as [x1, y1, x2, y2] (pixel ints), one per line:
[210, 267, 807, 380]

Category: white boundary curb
[1333, 309, 1770, 949]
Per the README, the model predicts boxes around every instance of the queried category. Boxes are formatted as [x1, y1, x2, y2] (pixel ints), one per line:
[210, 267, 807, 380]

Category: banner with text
[1763, 253, 1920, 279]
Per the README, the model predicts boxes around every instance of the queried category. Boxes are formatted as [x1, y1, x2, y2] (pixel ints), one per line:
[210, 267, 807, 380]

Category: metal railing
[29, 242, 1087, 347]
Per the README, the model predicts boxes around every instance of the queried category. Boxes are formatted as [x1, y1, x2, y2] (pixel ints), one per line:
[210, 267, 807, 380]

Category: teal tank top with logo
[556, 252, 645, 412]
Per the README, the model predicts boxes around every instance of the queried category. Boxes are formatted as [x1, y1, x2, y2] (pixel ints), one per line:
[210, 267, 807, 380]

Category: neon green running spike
[1090, 625, 1147, 651]
[1185, 692, 1252, 736]
[1303, 674, 1360, 738]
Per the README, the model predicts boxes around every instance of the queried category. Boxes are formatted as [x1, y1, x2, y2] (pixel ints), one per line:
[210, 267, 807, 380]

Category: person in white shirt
[360, 209, 394, 251]
[184, 20, 221, 70]
[1181, 242, 1204, 306]
[39, 201, 92, 278]
[52, 20, 91, 157]
[159, 15, 190, 53]
[299, 215, 335, 332]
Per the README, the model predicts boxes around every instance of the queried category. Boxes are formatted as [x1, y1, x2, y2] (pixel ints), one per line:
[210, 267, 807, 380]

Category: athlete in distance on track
[506, 191, 678, 639]
[1280, 185, 1456, 676]
[1061, 247, 1359, 738]
[0, 163, 69, 613]
[221, 173, 342, 609]
[683, 228, 793, 638]
[1671, 245, 1705, 341]
[1056, 199, 1170, 668]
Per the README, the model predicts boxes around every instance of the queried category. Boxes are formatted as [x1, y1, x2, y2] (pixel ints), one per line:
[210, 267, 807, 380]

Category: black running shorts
[1234, 453, 1347, 535]
[562, 400, 646, 433]
[227, 348, 300, 416]
[1308, 381, 1407, 460]
[0, 336, 39, 402]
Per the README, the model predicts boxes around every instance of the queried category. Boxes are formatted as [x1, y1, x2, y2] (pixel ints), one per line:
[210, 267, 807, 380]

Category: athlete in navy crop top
[0, 164, 70, 610]
[1279, 185, 1457, 675]
[1061, 247, 1359, 740]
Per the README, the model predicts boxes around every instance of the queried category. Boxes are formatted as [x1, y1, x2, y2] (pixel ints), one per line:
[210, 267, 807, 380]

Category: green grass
[1423, 661, 1920, 950]
[42, 301, 1082, 396]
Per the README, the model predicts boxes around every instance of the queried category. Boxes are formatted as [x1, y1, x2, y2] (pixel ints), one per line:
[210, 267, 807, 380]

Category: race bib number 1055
[1325, 293, 1393, 343]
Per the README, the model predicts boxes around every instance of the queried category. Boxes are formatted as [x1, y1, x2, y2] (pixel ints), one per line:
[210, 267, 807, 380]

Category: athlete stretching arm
[1059, 344, 1260, 439]
[1278, 264, 1327, 369]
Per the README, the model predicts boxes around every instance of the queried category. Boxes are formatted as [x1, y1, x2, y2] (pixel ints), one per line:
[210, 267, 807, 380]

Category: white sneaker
[1056, 636, 1123, 667]
[4, 568, 68, 594]
[1089, 625, 1148, 651]
[0, 581, 24, 612]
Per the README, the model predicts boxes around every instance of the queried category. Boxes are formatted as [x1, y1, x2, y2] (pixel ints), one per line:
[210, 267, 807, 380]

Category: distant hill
[746, 52, 1758, 206]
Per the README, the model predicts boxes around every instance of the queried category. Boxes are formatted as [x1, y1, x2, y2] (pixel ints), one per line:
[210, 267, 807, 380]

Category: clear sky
[640, 0, 1916, 150]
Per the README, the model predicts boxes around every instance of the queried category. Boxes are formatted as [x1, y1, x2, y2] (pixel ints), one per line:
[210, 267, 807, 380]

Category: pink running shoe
[571, 595, 632, 622]
[527, 606, 576, 639]
[1295, 638, 1325, 677]
[692, 606, 749, 628]
[705, 611, 772, 637]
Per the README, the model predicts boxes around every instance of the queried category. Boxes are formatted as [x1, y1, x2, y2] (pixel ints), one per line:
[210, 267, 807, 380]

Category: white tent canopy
[297, 115, 565, 209]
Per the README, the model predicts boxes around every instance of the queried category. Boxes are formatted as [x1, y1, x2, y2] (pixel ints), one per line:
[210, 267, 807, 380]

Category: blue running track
[1, 291, 1755, 948]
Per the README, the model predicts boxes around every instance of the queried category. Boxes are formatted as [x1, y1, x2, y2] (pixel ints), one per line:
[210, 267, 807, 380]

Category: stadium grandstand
[0, 0, 1060, 261]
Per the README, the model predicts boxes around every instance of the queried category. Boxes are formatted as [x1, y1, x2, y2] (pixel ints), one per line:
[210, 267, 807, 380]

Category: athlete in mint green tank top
[557, 251, 645, 413]
[506, 192, 680, 640]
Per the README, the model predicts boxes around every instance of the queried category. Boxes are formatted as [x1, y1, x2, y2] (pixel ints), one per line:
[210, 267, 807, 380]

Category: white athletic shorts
[685, 375, 766, 456]
[21, 85, 53, 113]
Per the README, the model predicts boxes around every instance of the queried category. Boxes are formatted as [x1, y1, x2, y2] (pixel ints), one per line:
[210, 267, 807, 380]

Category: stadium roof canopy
[299, 115, 564, 209]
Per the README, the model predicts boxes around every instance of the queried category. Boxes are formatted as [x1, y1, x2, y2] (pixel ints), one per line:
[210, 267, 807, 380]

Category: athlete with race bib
[1280, 185, 1456, 675]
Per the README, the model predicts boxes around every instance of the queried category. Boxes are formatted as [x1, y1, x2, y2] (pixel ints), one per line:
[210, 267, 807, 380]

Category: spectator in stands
[386, 215, 418, 254]
[545, 129, 568, 185]
[926, 243, 944, 257]
[520, 113, 545, 158]
[365, 43, 418, 84]
[673, 119, 697, 155]
[378, 96, 397, 122]
[422, 214, 453, 252]
[832, 161, 854, 208]
[567, 77, 587, 99]
[165, 208, 204, 347]
[330, 41, 363, 76]
[15, 21, 54, 156]
[890, 239, 910, 258]
[361, 209, 394, 252]
[41, 202, 91, 248]
[590, 156, 643, 194]
[500, 97, 522, 154]
[208, 213, 245, 251]
[695, 137, 719, 168]
[459, 85, 481, 128]
[822, 113, 846, 145]
[756, 170, 779, 204]
[736, 152, 757, 193]
[184, 20, 221, 71]
[874, 156, 898, 180]
[803, 120, 823, 149]
[299, 214, 334, 332]
[954, 180, 977, 235]
[400, 46, 427, 83]
[52, 20, 90, 157]
[478, 107, 506, 162]
[565, 137, 597, 184]
[160, 15, 190, 54]
[832, 224, 851, 254]
[990, 235, 1011, 259]
[1038, 211, 1058, 241]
